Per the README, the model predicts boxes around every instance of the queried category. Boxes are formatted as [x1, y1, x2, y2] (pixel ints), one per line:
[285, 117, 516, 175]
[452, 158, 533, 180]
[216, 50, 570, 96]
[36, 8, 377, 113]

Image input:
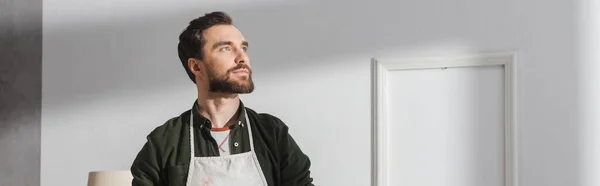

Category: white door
[372, 54, 517, 186]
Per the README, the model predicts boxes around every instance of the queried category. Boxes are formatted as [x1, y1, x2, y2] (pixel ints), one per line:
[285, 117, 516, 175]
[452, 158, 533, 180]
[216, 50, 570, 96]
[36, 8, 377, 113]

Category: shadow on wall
[0, 0, 42, 185]
[0, 2, 42, 135]
[42, 0, 520, 112]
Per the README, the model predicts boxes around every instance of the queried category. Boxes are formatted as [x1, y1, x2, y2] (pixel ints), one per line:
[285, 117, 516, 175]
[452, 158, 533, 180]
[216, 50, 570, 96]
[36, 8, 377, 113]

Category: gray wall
[0, 0, 42, 185]
[41, 0, 590, 185]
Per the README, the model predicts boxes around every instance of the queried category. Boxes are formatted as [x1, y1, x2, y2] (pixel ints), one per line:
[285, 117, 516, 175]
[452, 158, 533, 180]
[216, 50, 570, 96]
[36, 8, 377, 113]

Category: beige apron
[186, 110, 268, 186]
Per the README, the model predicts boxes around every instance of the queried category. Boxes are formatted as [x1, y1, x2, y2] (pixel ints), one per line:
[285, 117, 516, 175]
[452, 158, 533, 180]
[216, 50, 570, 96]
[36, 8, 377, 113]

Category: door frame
[371, 53, 518, 186]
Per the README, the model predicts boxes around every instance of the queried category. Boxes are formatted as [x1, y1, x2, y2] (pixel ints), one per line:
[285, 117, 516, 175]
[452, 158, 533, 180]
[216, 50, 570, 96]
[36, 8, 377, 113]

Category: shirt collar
[191, 99, 247, 130]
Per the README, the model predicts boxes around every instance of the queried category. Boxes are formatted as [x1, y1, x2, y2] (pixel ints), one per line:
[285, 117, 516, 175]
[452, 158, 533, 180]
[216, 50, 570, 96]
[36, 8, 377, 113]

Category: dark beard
[207, 64, 255, 93]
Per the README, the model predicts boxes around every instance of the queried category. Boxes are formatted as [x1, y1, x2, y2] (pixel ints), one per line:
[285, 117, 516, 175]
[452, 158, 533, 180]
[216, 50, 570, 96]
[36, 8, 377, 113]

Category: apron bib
[185, 110, 268, 186]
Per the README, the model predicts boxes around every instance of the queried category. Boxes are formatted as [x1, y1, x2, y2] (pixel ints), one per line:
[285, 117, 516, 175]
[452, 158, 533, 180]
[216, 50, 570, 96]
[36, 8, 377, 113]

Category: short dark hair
[177, 11, 233, 83]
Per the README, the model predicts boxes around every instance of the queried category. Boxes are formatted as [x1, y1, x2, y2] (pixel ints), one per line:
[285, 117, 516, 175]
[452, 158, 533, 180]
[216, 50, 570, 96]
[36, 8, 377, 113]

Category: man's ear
[188, 58, 203, 77]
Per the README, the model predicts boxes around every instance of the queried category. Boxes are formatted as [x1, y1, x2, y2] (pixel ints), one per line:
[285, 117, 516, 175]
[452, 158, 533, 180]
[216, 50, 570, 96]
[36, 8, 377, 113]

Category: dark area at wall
[0, 0, 42, 185]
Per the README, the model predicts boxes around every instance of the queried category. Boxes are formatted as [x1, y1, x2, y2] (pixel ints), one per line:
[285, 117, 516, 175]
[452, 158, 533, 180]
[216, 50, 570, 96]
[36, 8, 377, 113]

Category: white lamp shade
[87, 170, 133, 186]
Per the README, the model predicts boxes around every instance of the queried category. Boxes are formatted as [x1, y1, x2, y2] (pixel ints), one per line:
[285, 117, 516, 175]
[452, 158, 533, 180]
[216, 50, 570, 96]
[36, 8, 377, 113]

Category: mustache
[227, 64, 251, 73]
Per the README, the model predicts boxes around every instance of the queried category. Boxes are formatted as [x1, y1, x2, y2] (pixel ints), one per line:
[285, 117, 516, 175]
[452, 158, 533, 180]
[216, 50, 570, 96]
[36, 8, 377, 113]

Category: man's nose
[235, 50, 248, 64]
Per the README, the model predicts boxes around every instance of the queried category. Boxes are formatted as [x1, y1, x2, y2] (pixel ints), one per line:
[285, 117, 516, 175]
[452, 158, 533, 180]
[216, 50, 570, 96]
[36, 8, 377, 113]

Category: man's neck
[196, 92, 241, 129]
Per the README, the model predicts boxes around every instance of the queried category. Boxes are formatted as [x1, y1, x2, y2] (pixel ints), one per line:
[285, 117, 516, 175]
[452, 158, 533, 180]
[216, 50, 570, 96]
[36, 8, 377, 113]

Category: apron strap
[189, 113, 196, 158]
[245, 111, 255, 151]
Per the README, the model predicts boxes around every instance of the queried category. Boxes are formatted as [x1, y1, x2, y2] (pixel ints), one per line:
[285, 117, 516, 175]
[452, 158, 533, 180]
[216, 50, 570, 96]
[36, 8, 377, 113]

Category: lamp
[87, 170, 132, 186]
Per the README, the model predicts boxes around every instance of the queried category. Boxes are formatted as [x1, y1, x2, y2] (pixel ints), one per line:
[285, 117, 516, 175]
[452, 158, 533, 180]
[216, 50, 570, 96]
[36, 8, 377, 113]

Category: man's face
[199, 24, 254, 93]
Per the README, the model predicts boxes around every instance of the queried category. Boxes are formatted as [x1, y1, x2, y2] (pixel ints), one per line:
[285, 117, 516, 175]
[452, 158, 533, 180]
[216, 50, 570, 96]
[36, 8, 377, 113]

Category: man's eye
[220, 47, 231, 52]
[242, 47, 248, 52]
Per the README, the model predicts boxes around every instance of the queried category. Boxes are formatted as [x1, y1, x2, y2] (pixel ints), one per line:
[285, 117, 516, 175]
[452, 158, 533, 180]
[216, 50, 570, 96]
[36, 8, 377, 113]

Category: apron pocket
[166, 165, 188, 186]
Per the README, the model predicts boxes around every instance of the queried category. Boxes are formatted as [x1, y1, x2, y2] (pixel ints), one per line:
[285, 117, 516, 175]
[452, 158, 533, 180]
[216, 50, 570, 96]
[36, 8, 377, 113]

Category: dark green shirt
[130, 101, 314, 186]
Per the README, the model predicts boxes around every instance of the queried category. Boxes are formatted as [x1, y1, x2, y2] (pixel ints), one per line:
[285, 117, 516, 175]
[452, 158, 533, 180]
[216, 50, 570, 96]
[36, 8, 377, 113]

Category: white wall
[42, 0, 591, 186]
[579, 0, 600, 185]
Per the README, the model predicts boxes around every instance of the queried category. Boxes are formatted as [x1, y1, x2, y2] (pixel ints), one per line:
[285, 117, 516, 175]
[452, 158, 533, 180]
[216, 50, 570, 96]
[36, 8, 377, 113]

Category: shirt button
[234, 142, 239, 147]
